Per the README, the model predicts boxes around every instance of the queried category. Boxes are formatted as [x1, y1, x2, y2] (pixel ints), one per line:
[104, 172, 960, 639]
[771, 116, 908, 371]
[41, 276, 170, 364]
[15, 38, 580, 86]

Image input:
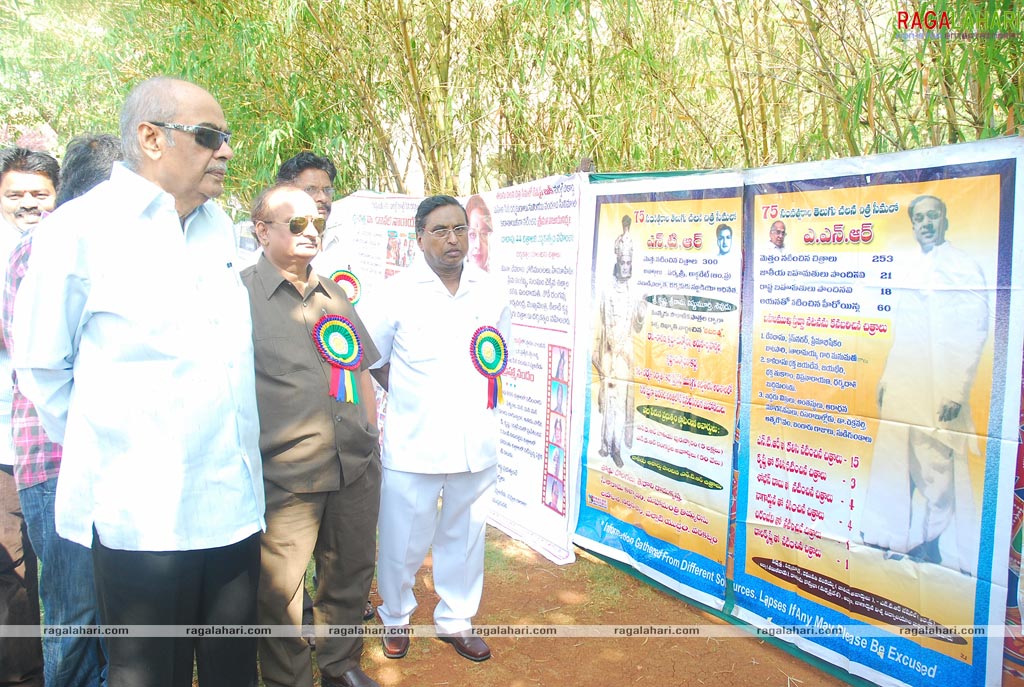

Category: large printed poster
[486, 174, 583, 564]
[733, 140, 1024, 687]
[322, 142, 1024, 687]
[574, 173, 744, 607]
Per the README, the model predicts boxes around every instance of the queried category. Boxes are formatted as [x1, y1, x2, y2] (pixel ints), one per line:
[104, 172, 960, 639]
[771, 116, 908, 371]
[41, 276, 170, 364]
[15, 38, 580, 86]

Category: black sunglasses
[148, 122, 232, 151]
[261, 216, 327, 235]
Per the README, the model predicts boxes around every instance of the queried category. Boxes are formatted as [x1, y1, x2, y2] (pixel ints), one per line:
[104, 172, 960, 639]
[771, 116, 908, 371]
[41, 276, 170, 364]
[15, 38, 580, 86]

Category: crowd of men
[0, 76, 510, 687]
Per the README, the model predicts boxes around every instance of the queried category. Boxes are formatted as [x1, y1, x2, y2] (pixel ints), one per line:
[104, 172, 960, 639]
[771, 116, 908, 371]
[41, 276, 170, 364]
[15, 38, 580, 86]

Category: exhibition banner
[322, 140, 1024, 687]
[573, 173, 745, 608]
[485, 175, 584, 565]
[732, 139, 1024, 687]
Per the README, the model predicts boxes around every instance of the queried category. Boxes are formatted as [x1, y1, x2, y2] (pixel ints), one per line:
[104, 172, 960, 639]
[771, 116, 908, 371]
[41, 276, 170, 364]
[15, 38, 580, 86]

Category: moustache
[206, 163, 228, 175]
[14, 207, 42, 219]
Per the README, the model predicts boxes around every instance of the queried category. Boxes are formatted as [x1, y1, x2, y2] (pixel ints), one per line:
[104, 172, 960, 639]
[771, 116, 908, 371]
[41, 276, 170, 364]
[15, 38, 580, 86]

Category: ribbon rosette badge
[470, 326, 507, 409]
[312, 315, 362, 404]
[330, 269, 361, 304]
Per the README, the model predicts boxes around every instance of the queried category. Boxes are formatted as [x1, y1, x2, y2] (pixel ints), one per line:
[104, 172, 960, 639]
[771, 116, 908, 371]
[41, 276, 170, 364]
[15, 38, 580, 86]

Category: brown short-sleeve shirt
[242, 255, 380, 492]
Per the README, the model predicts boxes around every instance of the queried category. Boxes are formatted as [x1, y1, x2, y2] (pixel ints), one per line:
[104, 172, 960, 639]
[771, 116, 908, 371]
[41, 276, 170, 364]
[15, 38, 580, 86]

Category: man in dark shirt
[242, 184, 381, 687]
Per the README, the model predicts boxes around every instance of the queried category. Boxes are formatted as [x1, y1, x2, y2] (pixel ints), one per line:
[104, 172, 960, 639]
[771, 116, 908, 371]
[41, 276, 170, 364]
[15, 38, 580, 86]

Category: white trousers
[376, 466, 496, 633]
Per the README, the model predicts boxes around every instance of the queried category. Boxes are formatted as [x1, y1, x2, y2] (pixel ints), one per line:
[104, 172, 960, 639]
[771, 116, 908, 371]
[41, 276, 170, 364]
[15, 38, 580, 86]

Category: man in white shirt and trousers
[361, 194, 511, 663]
[12, 76, 265, 687]
[861, 194, 989, 576]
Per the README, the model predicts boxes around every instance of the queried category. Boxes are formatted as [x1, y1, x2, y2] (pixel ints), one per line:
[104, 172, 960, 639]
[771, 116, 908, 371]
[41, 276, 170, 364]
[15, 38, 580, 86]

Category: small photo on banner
[385, 229, 417, 276]
[544, 345, 571, 515]
[544, 473, 566, 513]
[549, 379, 568, 417]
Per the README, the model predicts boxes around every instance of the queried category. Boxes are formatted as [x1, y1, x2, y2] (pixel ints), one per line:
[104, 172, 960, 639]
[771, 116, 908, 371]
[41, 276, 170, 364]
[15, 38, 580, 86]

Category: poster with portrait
[732, 138, 1024, 687]
[573, 172, 744, 608]
[317, 191, 422, 296]
[477, 175, 584, 565]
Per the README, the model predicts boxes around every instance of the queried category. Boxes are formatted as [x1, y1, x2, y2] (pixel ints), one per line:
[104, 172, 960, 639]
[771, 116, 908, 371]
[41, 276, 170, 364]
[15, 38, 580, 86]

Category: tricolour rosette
[330, 269, 361, 304]
[469, 325, 507, 409]
[312, 315, 362, 403]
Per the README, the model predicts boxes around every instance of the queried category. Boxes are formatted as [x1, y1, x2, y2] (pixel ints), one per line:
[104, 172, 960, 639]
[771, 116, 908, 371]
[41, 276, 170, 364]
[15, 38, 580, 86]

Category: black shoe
[323, 667, 380, 687]
[907, 537, 942, 564]
[363, 600, 375, 621]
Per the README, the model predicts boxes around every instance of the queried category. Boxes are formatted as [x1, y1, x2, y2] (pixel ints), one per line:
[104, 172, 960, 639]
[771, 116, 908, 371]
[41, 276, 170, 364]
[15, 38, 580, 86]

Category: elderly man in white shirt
[12, 77, 264, 687]
[361, 195, 510, 663]
[861, 194, 990, 576]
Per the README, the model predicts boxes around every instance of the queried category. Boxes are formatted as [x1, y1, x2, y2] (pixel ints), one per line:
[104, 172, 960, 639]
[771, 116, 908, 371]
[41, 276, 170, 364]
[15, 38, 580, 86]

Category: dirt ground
[344, 527, 854, 687]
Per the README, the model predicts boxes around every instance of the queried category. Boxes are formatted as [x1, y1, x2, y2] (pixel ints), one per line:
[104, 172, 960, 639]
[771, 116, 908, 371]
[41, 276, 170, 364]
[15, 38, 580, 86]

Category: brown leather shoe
[323, 667, 380, 687]
[381, 628, 410, 659]
[439, 630, 491, 661]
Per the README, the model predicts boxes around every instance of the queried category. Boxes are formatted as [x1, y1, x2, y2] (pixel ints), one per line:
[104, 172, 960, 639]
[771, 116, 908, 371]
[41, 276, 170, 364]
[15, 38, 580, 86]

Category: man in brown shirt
[241, 185, 381, 687]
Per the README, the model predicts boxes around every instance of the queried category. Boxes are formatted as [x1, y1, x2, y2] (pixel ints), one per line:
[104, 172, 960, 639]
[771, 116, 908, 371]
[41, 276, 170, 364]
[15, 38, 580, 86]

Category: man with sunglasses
[243, 184, 382, 687]
[13, 77, 264, 687]
[361, 195, 511, 663]
[275, 152, 378, 629]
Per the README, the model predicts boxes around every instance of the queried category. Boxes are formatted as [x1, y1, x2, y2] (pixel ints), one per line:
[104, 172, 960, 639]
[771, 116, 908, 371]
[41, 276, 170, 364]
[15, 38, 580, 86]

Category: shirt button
[334, 415, 342, 422]
[302, 302, 308, 308]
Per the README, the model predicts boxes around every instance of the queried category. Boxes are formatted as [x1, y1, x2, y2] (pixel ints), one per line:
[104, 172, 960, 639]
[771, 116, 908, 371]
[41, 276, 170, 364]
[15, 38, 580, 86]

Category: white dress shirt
[361, 258, 511, 474]
[12, 163, 265, 551]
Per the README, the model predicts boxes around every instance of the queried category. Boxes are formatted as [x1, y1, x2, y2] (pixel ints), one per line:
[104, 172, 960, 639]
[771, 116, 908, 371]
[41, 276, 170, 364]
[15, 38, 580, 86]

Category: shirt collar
[253, 253, 330, 301]
[110, 162, 217, 223]
[411, 254, 484, 289]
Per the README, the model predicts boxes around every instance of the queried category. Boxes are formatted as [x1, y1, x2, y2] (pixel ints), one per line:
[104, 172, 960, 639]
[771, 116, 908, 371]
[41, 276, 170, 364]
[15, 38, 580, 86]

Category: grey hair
[908, 194, 946, 220]
[119, 77, 182, 170]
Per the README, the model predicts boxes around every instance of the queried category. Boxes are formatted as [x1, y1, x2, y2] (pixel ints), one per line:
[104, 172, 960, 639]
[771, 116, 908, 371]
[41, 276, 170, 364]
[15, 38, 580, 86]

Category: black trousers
[0, 466, 42, 686]
[92, 529, 260, 687]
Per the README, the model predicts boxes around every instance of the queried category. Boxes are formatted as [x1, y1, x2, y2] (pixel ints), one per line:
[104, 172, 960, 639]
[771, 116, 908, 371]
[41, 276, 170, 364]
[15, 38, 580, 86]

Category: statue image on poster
[860, 194, 990, 576]
[592, 214, 647, 467]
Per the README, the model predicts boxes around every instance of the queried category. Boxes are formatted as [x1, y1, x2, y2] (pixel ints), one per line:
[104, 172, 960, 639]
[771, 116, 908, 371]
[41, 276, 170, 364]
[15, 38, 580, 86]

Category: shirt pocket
[255, 335, 321, 377]
[397, 303, 460, 365]
[398, 321, 441, 365]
